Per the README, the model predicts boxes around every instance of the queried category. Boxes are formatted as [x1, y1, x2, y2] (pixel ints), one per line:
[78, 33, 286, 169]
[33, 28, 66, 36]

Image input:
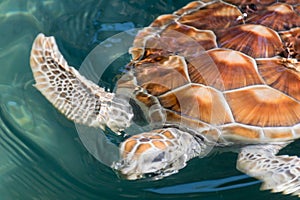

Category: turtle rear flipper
[237, 143, 300, 196]
[30, 34, 133, 132]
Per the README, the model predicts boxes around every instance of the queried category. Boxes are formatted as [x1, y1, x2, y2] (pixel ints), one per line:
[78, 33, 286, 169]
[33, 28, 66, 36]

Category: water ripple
[1, 0, 298, 200]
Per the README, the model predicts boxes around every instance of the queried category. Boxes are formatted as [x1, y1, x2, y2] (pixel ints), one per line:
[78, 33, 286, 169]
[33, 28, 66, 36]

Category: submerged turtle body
[121, 0, 300, 144]
[30, 0, 300, 197]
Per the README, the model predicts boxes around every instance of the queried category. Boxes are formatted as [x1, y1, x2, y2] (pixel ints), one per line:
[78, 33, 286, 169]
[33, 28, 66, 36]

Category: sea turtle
[30, 0, 300, 196]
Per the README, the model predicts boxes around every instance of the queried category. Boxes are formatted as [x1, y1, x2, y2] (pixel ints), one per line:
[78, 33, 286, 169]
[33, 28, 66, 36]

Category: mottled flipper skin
[237, 143, 300, 196]
[30, 34, 133, 132]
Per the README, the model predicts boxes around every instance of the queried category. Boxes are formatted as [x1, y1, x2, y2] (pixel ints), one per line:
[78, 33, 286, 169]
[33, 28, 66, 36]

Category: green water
[0, 0, 299, 199]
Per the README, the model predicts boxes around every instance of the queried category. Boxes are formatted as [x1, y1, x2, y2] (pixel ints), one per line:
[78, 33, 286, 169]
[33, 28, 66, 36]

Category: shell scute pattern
[121, 129, 177, 158]
[178, 1, 244, 30]
[246, 3, 300, 31]
[29, 0, 300, 193]
[126, 0, 300, 142]
[217, 24, 283, 58]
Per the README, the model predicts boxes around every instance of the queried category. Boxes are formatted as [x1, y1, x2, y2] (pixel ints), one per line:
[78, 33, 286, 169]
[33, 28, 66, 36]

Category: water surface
[0, 0, 299, 199]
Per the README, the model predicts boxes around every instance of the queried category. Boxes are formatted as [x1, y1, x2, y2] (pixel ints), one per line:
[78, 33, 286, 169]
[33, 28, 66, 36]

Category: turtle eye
[153, 152, 165, 162]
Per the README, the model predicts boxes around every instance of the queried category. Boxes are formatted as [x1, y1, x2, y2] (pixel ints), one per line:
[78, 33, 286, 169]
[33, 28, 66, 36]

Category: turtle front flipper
[30, 34, 133, 132]
[112, 128, 205, 180]
[237, 143, 300, 196]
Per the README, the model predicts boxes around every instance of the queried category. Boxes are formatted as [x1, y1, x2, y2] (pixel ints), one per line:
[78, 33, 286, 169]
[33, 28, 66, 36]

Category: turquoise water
[0, 0, 299, 199]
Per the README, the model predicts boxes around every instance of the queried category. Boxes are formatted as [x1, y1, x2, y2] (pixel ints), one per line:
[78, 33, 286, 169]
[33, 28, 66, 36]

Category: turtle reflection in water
[29, 0, 300, 197]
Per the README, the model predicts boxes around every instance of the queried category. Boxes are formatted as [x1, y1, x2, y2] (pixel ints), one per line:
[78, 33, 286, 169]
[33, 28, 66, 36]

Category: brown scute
[174, 1, 205, 15]
[123, 139, 137, 156]
[152, 141, 167, 149]
[246, 3, 300, 31]
[130, 47, 145, 61]
[223, 125, 261, 139]
[143, 24, 214, 59]
[225, 86, 300, 127]
[131, 27, 158, 60]
[142, 83, 170, 96]
[159, 85, 233, 125]
[217, 24, 283, 58]
[150, 14, 178, 27]
[257, 58, 300, 101]
[188, 48, 263, 90]
[187, 62, 207, 86]
[178, 1, 243, 31]
[140, 49, 169, 64]
[148, 134, 163, 140]
[135, 92, 156, 107]
[135, 55, 190, 96]
[264, 128, 293, 139]
[159, 92, 181, 113]
[134, 143, 152, 155]
[163, 130, 175, 139]
[162, 22, 217, 51]
[128, 0, 300, 136]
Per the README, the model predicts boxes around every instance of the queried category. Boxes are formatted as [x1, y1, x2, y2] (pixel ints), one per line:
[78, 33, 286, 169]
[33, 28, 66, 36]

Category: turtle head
[111, 128, 202, 180]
